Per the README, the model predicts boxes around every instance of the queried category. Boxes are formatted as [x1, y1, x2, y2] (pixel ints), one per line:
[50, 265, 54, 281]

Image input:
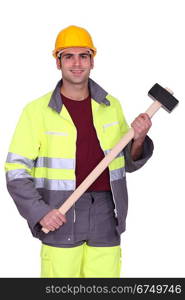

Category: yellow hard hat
[53, 25, 97, 58]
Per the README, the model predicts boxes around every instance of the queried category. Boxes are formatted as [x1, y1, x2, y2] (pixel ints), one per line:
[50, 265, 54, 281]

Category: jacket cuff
[124, 135, 154, 172]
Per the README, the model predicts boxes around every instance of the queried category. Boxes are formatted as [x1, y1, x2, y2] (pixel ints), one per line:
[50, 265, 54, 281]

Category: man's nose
[73, 55, 81, 66]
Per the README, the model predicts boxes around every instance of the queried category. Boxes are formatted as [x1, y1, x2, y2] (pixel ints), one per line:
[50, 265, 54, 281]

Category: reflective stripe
[103, 121, 119, 129]
[6, 167, 123, 188]
[6, 152, 34, 169]
[6, 153, 75, 170]
[6, 169, 32, 182]
[6, 154, 124, 186]
[104, 149, 124, 158]
[6, 169, 75, 190]
[35, 157, 74, 169]
[109, 167, 125, 181]
[34, 178, 75, 191]
[45, 131, 68, 136]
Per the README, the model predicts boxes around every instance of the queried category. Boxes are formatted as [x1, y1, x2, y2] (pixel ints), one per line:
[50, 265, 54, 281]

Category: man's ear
[56, 58, 61, 70]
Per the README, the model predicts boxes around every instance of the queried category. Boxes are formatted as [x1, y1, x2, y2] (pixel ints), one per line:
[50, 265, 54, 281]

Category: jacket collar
[48, 77, 110, 113]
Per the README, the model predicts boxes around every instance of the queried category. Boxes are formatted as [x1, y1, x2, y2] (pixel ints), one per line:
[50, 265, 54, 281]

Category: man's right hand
[39, 209, 67, 231]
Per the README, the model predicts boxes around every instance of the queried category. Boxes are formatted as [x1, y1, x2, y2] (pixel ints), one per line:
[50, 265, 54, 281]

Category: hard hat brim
[53, 47, 97, 58]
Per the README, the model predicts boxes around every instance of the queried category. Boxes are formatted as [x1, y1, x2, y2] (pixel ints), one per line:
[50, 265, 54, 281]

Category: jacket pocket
[45, 131, 68, 136]
[102, 121, 121, 148]
[102, 121, 119, 131]
[44, 131, 70, 157]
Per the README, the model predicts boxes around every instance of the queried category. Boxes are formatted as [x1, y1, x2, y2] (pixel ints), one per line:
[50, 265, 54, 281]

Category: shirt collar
[48, 77, 110, 113]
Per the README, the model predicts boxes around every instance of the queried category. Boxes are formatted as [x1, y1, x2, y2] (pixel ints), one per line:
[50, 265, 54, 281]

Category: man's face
[56, 47, 94, 84]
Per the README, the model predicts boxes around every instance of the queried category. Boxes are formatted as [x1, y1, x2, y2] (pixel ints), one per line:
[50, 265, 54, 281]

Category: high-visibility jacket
[5, 78, 154, 246]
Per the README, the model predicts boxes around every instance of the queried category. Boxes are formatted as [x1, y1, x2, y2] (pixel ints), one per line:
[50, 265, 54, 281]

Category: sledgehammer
[42, 83, 179, 234]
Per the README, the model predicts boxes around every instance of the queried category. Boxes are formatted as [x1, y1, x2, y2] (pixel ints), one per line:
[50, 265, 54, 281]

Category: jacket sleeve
[115, 98, 154, 173]
[4, 105, 52, 237]
[123, 136, 154, 172]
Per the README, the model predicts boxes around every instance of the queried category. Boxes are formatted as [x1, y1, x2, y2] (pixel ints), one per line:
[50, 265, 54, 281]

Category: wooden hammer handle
[42, 100, 162, 234]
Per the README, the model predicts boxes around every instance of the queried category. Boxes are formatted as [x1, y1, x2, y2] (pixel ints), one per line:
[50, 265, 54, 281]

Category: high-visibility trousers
[40, 242, 122, 278]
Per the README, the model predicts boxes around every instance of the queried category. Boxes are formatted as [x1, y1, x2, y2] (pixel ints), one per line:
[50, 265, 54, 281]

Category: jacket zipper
[73, 133, 77, 223]
[73, 204, 76, 223]
[110, 177, 118, 218]
[94, 116, 118, 218]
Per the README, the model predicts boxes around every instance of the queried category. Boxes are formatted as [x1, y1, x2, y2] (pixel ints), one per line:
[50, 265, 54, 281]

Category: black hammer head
[148, 83, 179, 112]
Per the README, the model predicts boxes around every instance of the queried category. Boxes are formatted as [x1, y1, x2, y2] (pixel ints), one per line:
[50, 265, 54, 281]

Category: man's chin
[65, 76, 89, 85]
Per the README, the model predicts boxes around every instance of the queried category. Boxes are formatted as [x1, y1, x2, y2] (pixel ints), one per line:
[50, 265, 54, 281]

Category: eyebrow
[62, 52, 90, 57]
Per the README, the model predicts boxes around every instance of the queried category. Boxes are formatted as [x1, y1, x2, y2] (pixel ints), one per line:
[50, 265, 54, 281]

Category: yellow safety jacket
[5, 78, 154, 246]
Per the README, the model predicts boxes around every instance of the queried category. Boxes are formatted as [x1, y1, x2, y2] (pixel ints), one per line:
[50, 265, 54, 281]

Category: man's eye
[65, 55, 72, 59]
[81, 54, 89, 59]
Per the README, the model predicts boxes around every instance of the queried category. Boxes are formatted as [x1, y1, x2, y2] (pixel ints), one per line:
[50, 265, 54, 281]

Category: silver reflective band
[35, 157, 74, 169]
[109, 167, 126, 181]
[34, 178, 75, 191]
[45, 131, 68, 136]
[6, 152, 34, 169]
[6, 169, 32, 182]
[104, 149, 124, 158]
[104, 149, 125, 180]
[103, 121, 119, 129]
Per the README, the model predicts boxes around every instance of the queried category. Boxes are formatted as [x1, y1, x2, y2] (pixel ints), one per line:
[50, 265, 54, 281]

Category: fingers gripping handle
[42, 206, 67, 234]
[41, 100, 163, 234]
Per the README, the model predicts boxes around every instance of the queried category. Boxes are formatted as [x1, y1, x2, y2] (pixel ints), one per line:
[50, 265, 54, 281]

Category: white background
[0, 0, 184, 277]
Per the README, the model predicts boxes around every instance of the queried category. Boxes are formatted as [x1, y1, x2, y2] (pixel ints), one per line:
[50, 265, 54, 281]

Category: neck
[61, 79, 89, 101]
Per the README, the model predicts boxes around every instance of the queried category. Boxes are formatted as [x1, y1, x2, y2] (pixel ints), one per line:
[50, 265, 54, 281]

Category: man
[5, 25, 153, 278]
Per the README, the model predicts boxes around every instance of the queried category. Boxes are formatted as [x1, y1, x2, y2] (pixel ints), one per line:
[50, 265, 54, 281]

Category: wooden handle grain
[42, 100, 162, 234]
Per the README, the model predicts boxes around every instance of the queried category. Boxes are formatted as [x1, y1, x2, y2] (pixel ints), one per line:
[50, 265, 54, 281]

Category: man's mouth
[70, 70, 84, 75]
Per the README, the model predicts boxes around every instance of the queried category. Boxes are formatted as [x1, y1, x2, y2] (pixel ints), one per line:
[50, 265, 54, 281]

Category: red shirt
[61, 93, 111, 191]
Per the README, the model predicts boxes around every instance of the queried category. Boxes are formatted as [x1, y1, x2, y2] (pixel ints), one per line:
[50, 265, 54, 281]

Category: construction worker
[5, 25, 153, 278]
